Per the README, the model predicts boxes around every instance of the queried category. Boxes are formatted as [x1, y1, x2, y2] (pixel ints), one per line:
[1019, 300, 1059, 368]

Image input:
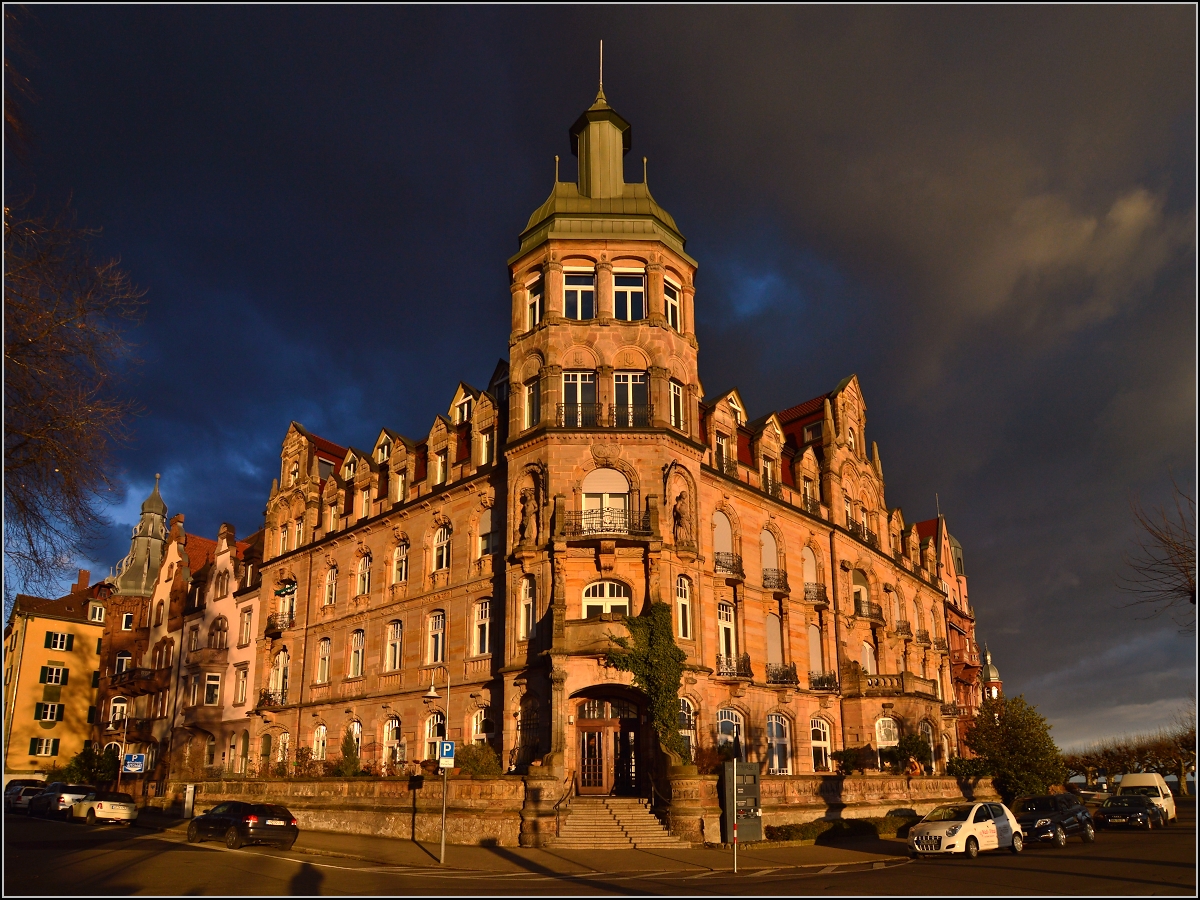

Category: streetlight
[423, 663, 450, 864]
[114, 714, 130, 792]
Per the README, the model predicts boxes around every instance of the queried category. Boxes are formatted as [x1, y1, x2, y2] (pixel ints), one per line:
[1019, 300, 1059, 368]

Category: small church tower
[981, 644, 1003, 700]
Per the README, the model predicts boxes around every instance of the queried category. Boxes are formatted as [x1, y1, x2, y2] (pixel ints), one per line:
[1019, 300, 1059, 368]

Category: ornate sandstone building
[240, 85, 985, 793]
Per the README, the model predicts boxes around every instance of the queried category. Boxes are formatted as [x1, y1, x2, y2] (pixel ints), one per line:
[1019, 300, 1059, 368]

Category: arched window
[678, 698, 696, 758]
[109, 696, 128, 724]
[348, 630, 365, 677]
[852, 570, 870, 615]
[472, 708, 494, 744]
[861, 640, 877, 675]
[204, 735, 216, 766]
[848, 427, 856, 451]
[350, 720, 363, 756]
[260, 733, 273, 764]
[760, 528, 778, 572]
[427, 611, 445, 664]
[717, 602, 737, 659]
[520, 577, 537, 640]
[312, 724, 328, 760]
[208, 617, 228, 650]
[810, 718, 832, 772]
[392, 544, 408, 583]
[163, 642, 172, 668]
[517, 697, 541, 765]
[383, 716, 404, 774]
[716, 708, 744, 752]
[270, 647, 289, 699]
[316, 638, 331, 684]
[766, 612, 783, 668]
[277, 731, 290, 763]
[153, 645, 162, 669]
[876, 717, 899, 750]
[767, 714, 791, 775]
[713, 511, 733, 553]
[425, 711, 446, 761]
[385, 620, 402, 671]
[357, 555, 371, 595]
[155, 601, 164, 627]
[808, 622, 824, 674]
[581, 469, 630, 530]
[919, 720, 935, 773]
[324, 568, 337, 605]
[675, 576, 691, 639]
[434, 526, 451, 571]
[115, 651, 132, 674]
[582, 581, 631, 618]
[279, 522, 290, 555]
[237, 731, 249, 774]
[474, 600, 490, 656]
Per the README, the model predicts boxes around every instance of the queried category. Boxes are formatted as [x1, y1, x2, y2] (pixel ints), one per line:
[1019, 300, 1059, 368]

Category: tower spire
[599, 39, 604, 94]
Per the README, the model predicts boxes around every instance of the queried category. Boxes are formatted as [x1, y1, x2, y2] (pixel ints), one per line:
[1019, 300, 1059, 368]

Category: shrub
[332, 727, 360, 777]
[64, 744, 119, 785]
[692, 743, 736, 775]
[964, 695, 1067, 802]
[831, 745, 877, 774]
[455, 742, 501, 777]
[765, 815, 921, 842]
[946, 755, 991, 777]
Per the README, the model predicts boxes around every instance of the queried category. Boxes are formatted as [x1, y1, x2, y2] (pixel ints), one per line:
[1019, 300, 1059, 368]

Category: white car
[70, 791, 138, 825]
[909, 801, 1024, 858]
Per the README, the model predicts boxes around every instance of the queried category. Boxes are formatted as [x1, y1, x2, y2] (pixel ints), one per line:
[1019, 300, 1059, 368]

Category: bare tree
[1118, 482, 1196, 633]
[4, 203, 146, 600]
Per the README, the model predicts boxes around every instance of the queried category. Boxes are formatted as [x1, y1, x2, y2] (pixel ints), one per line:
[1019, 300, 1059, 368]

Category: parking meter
[720, 760, 763, 843]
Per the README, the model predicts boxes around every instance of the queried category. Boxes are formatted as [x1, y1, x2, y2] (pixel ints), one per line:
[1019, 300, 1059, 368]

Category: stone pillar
[545, 259, 564, 321]
[597, 364, 615, 417]
[648, 365, 669, 427]
[596, 259, 614, 321]
[519, 770, 562, 848]
[549, 661, 566, 755]
[682, 282, 696, 335]
[781, 602, 794, 666]
[541, 365, 562, 427]
[510, 280, 525, 338]
[646, 261, 665, 326]
[687, 382, 701, 444]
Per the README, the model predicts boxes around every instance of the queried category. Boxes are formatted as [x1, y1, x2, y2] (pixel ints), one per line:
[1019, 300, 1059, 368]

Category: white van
[1116, 773, 1176, 822]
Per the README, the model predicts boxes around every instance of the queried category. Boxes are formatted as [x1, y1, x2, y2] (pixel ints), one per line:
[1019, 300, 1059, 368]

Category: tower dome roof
[141, 474, 167, 516]
[981, 644, 1001, 683]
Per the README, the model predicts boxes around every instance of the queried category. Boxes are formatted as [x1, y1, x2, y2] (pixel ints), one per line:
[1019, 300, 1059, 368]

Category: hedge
[765, 815, 922, 843]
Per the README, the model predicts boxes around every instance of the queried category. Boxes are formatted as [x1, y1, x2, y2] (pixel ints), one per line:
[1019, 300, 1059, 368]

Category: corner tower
[500, 88, 706, 786]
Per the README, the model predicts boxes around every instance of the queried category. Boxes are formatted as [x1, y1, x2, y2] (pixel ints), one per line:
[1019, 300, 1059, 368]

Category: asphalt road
[5, 807, 1195, 895]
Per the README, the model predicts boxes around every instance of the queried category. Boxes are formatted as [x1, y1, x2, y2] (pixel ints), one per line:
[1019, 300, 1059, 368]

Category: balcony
[561, 508, 652, 539]
[104, 717, 156, 743]
[762, 569, 790, 592]
[556, 403, 604, 428]
[181, 703, 224, 730]
[915, 630, 931, 646]
[264, 613, 294, 637]
[843, 670, 939, 699]
[713, 552, 744, 579]
[855, 599, 884, 622]
[766, 662, 799, 685]
[951, 646, 981, 667]
[715, 455, 739, 477]
[932, 637, 948, 651]
[941, 703, 962, 718]
[109, 667, 167, 697]
[801, 496, 822, 517]
[895, 621, 912, 637]
[763, 478, 783, 499]
[715, 653, 752, 678]
[256, 689, 288, 709]
[186, 646, 228, 667]
[804, 582, 828, 605]
[611, 404, 653, 428]
[809, 672, 838, 692]
[865, 528, 879, 548]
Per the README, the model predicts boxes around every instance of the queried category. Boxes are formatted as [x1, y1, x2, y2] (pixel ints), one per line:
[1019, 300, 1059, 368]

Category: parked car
[1076, 786, 1111, 805]
[1115, 773, 1176, 822]
[27, 783, 96, 819]
[71, 791, 138, 825]
[186, 801, 299, 850]
[5, 779, 45, 798]
[6, 786, 46, 814]
[1094, 795, 1168, 830]
[1012, 794, 1095, 847]
[908, 801, 1024, 858]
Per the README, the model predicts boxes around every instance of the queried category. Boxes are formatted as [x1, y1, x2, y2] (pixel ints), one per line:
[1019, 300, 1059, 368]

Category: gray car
[27, 783, 96, 819]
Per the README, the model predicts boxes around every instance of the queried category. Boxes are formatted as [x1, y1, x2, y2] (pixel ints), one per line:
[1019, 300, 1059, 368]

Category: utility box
[182, 784, 196, 819]
[719, 761, 763, 843]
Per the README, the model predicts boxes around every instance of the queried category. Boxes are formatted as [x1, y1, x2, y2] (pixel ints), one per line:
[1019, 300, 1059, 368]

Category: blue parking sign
[438, 741, 455, 768]
[123, 753, 145, 774]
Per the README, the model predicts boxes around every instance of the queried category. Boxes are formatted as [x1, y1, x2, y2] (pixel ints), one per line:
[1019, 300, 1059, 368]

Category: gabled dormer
[747, 412, 785, 496]
[372, 427, 415, 508]
[704, 388, 747, 476]
[829, 374, 867, 459]
[425, 415, 454, 490]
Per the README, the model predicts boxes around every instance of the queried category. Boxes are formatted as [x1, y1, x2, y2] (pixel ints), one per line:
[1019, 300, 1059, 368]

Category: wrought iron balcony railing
[762, 568, 790, 592]
[766, 662, 799, 685]
[932, 637, 948, 651]
[264, 613, 294, 636]
[715, 653, 752, 678]
[895, 621, 912, 637]
[915, 629, 931, 645]
[855, 599, 884, 621]
[611, 404, 653, 428]
[763, 478, 783, 499]
[809, 672, 839, 692]
[561, 508, 652, 538]
[257, 689, 288, 709]
[713, 552, 744, 578]
[715, 455, 739, 477]
[864, 528, 879, 548]
[556, 402, 604, 427]
[941, 703, 962, 718]
[802, 496, 822, 516]
[804, 582, 828, 604]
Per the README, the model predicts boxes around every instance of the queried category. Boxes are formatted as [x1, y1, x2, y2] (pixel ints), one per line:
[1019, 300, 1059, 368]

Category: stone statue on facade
[672, 491, 693, 547]
[519, 489, 539, 547]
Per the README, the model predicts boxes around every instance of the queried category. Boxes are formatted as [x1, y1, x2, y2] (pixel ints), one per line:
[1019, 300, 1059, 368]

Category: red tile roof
[779, 394, 826, 423]
[183, 533, 219, 572]
[310, 433, 348, 463]
[11, 585, 108, 625]
[915, 518, 939, 541]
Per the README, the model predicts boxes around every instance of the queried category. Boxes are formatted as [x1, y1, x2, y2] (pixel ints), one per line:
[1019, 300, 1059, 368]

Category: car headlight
[1035, 818, 1052, 828]
[946, 825, 962, 837]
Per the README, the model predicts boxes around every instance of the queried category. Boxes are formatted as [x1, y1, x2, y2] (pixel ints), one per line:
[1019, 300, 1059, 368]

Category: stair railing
[553, 769, 575, 838]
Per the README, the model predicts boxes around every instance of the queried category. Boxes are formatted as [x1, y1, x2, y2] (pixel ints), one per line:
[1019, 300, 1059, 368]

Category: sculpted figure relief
[672, 491, 693, 546]
[520, 489, 539, 547]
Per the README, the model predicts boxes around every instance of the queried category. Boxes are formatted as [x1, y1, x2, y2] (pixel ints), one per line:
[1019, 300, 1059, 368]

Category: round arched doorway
[573, 691, 644, 796]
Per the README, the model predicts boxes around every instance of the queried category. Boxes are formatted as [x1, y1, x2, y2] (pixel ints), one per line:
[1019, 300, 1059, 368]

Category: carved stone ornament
[550, 667, 567, 689]
[590, 442, 620, 464]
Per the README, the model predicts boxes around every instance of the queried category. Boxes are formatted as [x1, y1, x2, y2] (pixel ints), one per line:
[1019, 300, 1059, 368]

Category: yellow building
[3, 572, 106, 787]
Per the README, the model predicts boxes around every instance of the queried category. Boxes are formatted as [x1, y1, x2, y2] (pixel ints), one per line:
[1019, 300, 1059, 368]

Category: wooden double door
[577, 697, 641, 796]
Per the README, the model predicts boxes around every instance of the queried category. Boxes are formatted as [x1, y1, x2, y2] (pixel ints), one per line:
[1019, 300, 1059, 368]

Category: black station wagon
[186, 801, 298, 850]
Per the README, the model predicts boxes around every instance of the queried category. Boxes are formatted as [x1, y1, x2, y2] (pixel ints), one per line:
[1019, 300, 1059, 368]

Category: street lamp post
[115, 715, 130, 792]
[423, 656, 451, 865]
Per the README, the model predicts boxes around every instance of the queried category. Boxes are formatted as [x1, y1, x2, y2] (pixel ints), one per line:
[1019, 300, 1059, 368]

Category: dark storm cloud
[11, 6, 1194, 744]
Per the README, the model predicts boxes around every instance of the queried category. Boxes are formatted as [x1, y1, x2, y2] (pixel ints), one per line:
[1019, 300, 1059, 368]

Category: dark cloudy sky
[10, 6, 1195, 748]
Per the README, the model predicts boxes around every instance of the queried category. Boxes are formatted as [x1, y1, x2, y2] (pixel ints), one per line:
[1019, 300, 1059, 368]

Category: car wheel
[225, 827, 243, 850]
[1052, 825, 1067, 848]
[1081, 822, 1095, 843]
[278, 840, 295, 851]
[1010, 832, 1023, 854]
[963, 836, 979, 859]
[1144, 816, 1153, 830]
[186, 821, 201, 843]
[86, 810, 97, 826]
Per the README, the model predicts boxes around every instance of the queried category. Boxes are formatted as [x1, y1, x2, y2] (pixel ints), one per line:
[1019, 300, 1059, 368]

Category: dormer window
[527, 279, 544, 330]
[728, 397, 742, 425]
[289, 462, 299, 486]
[344, 459, 357, 479]
[803, 422, 822, 443]
[664, 282, 681, 330]
[377, 443, 391, 463]
[564, 273, 595, 320]
[480, 429, 494, 466]
[434, 449, 448, 485]
[847, 427, 856, 451]
[89, 604, 105, 623]
[613, 274, 645, 321]
[360, 488, 370, 519]
[455, 398, 473, 424]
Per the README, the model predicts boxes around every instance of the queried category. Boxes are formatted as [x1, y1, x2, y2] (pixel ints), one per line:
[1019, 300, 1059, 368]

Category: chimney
[72, 569, 91, 593]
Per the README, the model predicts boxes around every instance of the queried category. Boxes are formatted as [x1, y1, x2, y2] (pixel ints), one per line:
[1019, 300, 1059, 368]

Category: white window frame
[664, 280, 681, 330]
[428, 611, 446, 664]
[393, 545, 409, 583]
[811, 717, 832, 772]
[357, 556, 372, 596]
[313, 724, 328, 760]
[433, 526, 451, 571]
[675, 576, 691, 639]
[325, 567, 338, 605]
[235, 667, 248, 704]
[612, 371, 648, 426]
[115, 651, 132, 674]
[718, 602, 737, 657]
[472, 708, 494, 744]
[348, 630, 365, 678]
[239, 609, 253, 646]
[33, 737, 56, 756]
[434, 449, 448, 486]
[122, 613, 134, 631]
[715, 433, 730, 470]
[38, 702, 61, 721]
[524, 380, 540, 430]
[767, 713, 791, 775]
[455, 398, 473, 424]
[728, 397, 742, 425]
[48, 631, 69, 650]
[613, 272, 646, 321]
[480, 429, 494, 466]
[716, 708, 744, 748]
[360, 487, 370, 519]
[89, 605, 106, 623]
[563, 271, 595, 320]
[109, 697, 128, 723]
[203, 673, 221, 706]
[377, 442, 391, 463]
[526, 279, 544, 330]
[520, 578, 536, 640]
[426, 711, 446, 761]
[43, 666, 65, 685]
[385, 621, 402, 671]
[669, 380, 685, 429]
[316, 638, 331, 684]
[475, 601, 490, 656]
[582, 581, 632, 618]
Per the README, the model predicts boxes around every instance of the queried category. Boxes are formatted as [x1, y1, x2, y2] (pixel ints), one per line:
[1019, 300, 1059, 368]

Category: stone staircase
[550, 796, 689, 849]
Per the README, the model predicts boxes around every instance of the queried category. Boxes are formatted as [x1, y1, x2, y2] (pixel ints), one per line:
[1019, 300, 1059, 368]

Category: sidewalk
[133, 809, 910, 875]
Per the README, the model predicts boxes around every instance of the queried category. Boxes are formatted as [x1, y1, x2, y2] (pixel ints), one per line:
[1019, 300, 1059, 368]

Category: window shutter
[55, 704, 65, 721]
[34, 703, 43, 720]
[92, 671, 100, 688]
[51, 739, 59, 757]
[87, 706, 96, 724]
[29, 738, 38, 755]
[39, 666, 48, 684]
[61, 668, 69, 686]
[44, 631, 53, 648]
[65, 634, 74, 651]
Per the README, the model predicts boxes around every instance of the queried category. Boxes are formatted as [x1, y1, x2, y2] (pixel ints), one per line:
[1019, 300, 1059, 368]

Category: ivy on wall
[606, 601, 689, 762]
